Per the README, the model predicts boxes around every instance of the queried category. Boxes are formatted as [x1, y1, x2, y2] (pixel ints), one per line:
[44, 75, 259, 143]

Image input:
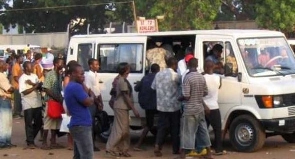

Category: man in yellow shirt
[11, 55, 24, 118]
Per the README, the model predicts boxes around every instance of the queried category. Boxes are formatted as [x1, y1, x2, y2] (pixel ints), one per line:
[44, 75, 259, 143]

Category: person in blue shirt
[133, 63, 160, 151]
[64, 64, 95, 159]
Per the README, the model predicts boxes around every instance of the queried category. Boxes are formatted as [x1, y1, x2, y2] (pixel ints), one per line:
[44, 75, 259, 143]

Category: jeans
[24, 107, 43, 145]
[13, 90, 22, 116]
[195, 112, 211, 149]
[156, 110, 180, 153]
[206, 109, 223, 152]
[0, 98, 12, 147]
[70, 126, 93, 159]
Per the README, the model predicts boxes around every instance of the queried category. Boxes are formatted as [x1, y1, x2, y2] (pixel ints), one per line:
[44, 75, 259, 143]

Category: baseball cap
[185, 54, 194, 63]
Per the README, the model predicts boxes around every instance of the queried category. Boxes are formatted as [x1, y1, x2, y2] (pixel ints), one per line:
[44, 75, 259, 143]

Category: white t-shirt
[19, 73, 42, 110]
[84, 70, 101, 96]
[203, 74, 221, 110]
[177, 59, 186, 76]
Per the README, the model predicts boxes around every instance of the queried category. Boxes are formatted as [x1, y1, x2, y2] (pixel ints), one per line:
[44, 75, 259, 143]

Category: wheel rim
[235, 123, 254, 146]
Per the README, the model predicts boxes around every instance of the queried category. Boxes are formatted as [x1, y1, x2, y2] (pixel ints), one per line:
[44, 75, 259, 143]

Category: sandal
[50, 143, 64, 149]
[106, 150, 119, 157]
[40, 144, 51, 150]
[154, 150, 162, 157]
[133, 147, 143, 151]
[200, 156, 214, 159]
[120, 152, 132, 157]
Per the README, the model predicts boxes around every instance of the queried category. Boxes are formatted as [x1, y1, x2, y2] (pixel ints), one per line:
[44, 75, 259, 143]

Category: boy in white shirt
[84, 58, 103, 151]
[203, 60, 225, 155]
[19, 61, 42, 149]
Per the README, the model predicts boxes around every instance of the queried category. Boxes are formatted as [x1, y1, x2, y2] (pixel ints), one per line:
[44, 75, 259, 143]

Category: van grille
[288, 107, 295, 116]
[282, 94, 295, 106]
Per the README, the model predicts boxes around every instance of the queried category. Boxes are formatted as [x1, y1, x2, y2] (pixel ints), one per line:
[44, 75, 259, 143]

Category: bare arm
[22, 84, 39, 95]
[122, 91, 140, 117]
[63, 76, 70, 88]
[81, 89, 95, 107]
[44, 88, 63, 103]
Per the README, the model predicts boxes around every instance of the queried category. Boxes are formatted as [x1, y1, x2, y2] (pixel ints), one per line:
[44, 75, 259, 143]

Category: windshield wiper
[252, 66, 286, 76]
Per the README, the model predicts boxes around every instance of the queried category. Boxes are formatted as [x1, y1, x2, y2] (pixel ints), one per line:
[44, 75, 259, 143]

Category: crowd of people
[0, 42, 226, 159]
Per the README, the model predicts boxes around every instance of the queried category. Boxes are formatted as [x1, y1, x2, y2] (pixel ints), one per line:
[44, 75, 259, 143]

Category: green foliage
[144, 0, 221, 31]
[255, 0, 295, 32]
[217, 0, 256, 21]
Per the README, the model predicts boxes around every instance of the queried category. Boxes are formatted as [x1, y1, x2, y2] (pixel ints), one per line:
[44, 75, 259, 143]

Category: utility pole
[132, 0, 138, 32]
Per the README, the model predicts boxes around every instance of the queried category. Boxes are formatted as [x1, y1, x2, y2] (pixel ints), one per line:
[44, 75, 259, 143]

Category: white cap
[41, 53, 54, 69]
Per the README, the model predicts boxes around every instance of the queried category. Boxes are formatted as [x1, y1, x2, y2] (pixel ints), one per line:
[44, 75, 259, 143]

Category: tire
[229, 114, 265, 152]
[281, 133, 295, 143]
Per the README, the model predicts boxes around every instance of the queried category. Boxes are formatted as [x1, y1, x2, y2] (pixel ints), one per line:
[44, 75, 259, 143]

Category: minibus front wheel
[229, 114, 266, 152]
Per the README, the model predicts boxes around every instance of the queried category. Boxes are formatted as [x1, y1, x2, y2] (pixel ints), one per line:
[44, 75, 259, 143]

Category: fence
[0, 32, 68, 48]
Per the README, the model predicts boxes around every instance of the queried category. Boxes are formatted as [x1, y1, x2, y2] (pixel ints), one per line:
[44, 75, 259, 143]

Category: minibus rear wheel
[281, 133, 295, 143]
[229, 115, 266, 152]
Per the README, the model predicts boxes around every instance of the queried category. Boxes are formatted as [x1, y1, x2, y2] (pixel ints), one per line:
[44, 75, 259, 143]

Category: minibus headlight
[273, 96, 283, 107]
[261, 96, 273, 108]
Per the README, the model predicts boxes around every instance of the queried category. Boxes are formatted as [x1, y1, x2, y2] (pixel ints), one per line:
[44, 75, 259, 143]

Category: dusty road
[1, 119, 295, 159]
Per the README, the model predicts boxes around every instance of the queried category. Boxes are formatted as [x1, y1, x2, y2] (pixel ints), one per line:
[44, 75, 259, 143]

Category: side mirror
[237, 72, 242, 82]
[224, 63, 233, 76]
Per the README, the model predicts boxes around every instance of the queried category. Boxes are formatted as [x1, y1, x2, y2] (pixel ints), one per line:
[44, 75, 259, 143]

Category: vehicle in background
[67, 30, 295, 152]
[0, 45, 41, 60]
[287, 39, 295, 51]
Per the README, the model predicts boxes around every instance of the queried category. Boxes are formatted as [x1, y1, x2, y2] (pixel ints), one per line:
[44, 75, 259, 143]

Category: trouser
[106, 108, 130, 152]
[206, 109, 222, 152]
[89, 104, 97, 147]
[155, 110, 180, 153]
[24, 107, 43, 145]
[70, 126, 93, 159]
[0, 98, 12, 147]
[145, 109, 158, 130]
[13, 89, 22, 115]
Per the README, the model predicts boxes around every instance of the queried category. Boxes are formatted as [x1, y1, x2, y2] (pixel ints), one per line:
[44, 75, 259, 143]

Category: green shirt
[43, 70, 62, 101]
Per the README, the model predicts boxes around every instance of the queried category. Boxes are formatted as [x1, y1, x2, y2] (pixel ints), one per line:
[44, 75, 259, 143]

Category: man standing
[178, 58, 213, 159]
[19, 61, 43, 149]
[146, 41, 173, 71]
[41, 58, 64, 150]
[151, 57, 181, 157]
[203, 60, 225, 155]
[11, 54, 23, 118]
[0, 60, 16, 149]
[24, 50, 33, 63]
[65, 64, 95, 159]
[84, 58, 103, 151]
[206, 44, 224, 74]
[134, 63, 160, 150]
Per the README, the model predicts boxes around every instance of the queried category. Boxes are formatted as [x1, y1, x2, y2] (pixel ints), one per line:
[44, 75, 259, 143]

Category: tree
[0, 0, 107, 34]
[146, 0, 221, 31]
[217, 0, 256, 21]
[255, 0, 295, 32]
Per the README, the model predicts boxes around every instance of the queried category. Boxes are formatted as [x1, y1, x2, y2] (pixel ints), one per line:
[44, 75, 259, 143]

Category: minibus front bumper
[260, 117, 295, 133]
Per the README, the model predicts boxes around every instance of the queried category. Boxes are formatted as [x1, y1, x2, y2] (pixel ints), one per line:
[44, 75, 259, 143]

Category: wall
[0, 32, 68, 48]
[214, 20, 258, 29]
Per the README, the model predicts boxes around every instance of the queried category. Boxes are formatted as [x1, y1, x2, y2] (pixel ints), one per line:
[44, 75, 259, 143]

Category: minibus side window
[77, 43, 92, 71]
[98, 44, 143, 73]
[225, 42, 238, 76]
[0, 50, 4, 57]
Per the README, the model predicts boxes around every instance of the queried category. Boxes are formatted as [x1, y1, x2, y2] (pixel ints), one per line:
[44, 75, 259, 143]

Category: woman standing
[106, 62, 140, 157]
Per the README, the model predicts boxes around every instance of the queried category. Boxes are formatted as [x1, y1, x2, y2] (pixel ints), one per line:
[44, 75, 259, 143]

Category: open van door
[95, 36, 147, 121]
[196, 35, 242, 128]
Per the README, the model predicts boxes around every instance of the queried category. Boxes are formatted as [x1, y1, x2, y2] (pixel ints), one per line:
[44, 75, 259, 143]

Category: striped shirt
[182, 71, 208, 115]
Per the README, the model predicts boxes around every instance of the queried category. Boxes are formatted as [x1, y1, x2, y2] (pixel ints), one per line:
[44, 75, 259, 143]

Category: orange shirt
[11, 63, 23, 89]
[33, 63, 44, 82]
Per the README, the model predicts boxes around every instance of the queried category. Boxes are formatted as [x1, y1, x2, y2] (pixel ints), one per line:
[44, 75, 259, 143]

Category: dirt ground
[1, 119, 295, 159]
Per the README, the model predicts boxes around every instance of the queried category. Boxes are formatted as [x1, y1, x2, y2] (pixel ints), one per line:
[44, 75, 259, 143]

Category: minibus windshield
[237, 37, 295, 77]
